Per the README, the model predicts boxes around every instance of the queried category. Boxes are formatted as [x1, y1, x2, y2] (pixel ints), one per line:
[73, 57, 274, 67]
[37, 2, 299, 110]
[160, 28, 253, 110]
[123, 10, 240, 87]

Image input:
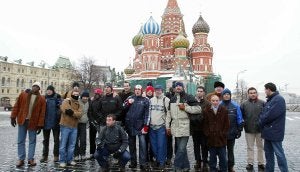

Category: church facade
[125, 0, 214, 82]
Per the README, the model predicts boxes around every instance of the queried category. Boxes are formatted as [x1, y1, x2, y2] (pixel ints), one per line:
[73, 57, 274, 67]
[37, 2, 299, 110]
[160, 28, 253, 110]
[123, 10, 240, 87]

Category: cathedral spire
[163, 0, 181, 16]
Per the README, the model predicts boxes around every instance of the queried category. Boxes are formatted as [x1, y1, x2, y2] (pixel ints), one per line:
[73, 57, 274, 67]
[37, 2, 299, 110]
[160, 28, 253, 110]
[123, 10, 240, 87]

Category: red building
[125, 0, 213, 80]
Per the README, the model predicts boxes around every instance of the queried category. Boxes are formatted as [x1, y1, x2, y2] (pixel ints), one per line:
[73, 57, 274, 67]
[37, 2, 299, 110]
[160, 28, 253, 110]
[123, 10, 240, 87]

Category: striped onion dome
[192, 15, 210, 34]
[142, 16, 161, 35]
[132, 26, 144, 46]
[173, 32, 190, 48]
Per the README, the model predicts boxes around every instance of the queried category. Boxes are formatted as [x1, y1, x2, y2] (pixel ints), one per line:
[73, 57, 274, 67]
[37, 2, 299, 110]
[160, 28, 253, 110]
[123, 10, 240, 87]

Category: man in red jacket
[10, 82, 46, 167]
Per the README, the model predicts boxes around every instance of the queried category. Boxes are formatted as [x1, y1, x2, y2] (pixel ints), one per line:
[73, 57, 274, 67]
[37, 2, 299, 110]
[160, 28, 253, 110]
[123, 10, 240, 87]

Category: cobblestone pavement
[0, 111, 299, 172]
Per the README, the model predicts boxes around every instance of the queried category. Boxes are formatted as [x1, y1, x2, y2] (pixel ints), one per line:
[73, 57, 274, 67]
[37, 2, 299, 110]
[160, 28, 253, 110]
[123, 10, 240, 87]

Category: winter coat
[259, 91, 286, 141]
[118, 90, 134, 123]
[99, 93, 123, 125]
[60, 97, 83, 128]
[88, 97, 101, 124]
[11, 91, 46, 130]
[203, 105, 230, 147]
[190, 97, 210, 133]
[241, 99, 265, 133]
[97, 124, 128, 153]
[149, 95, 170, 129]
[79, 99, 89, 123]
[220, 100, 244, 140]
[44, 93, 62, 129]
[124, 95, 150, 136]
[166, 92, 202, 137]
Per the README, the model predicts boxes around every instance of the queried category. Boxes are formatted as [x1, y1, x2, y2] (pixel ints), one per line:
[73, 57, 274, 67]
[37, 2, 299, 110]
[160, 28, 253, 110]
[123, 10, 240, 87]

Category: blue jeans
[128, 134, 147, 166]
[264, 140, 288, 172]
[17, 120, 37, 161]
[149, 126, 167, 165]
[94, 146, 131, 168]
[59, 125, 77, 163]
[174, 136, 190, 170]
[209, 146, 227, 172]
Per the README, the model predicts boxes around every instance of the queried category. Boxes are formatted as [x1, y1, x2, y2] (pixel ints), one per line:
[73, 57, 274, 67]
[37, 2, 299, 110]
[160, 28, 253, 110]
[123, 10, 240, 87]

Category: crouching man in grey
[94, 114, 130, 172]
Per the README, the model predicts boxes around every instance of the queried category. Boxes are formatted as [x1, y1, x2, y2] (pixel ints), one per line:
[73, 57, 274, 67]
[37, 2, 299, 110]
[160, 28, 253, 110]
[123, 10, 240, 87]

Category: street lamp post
[236, 69, 247, 103]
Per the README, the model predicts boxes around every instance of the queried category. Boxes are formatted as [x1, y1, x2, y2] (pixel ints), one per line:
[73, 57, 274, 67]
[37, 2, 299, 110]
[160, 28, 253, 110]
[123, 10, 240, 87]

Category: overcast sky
[0, 0, 299, 94]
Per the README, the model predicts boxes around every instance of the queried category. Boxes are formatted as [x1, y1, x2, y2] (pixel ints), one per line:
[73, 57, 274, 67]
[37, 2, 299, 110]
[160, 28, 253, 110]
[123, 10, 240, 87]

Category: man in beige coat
[166, 81, 202, 171]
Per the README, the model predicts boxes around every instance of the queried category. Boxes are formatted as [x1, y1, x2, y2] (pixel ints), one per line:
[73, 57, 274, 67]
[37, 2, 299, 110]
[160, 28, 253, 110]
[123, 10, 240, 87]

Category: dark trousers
[74, 123, 87, 156]
[42, 126, 60, 157]
[94, 146, 131, 168]
[167, 134, 173, 160]
[209, 146, 227, 172]
[227, 139, 236, 168]
[89, 123, 97, 155]
[192, 131, 208, 163]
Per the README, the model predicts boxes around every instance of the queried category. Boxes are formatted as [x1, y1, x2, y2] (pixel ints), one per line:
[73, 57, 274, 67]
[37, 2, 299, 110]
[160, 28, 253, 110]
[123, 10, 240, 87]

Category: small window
[7, 89, 9, 93]
[1, 89, 4, 93]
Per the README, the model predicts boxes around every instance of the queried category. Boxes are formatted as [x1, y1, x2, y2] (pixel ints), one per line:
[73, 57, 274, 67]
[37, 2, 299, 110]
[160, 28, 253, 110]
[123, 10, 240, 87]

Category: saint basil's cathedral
[124, 0, 216, 88]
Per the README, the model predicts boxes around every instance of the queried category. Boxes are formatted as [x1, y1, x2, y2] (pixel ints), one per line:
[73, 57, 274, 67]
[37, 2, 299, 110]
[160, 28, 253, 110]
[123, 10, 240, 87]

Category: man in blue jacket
[40, 85, 62, 163]
[259, 83, 288, 172]
[220, 88, 244, 172]
[124, 84, 150, 170]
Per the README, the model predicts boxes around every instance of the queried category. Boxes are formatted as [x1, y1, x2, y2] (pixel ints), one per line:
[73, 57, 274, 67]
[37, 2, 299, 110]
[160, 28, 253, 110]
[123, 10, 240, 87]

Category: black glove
[113, 149, 122, 159]
[235, 131, 241, 139]
[36, 129, 42, 135]
[11, 118, 16, 127]
[65, 109, 74, 116]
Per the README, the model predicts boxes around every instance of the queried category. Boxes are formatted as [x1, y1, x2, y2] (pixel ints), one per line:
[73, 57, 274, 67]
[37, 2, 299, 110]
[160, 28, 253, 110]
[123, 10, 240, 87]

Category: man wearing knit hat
[74, 91, 90, 161]
[40, 85, 62, 163]
[259, 82, 288, 171]
[220, 88, 244, 172]
[207, 81, 225, 101]
[166, 81, 202, 171]
[124, 84, 150, 170]
[11, 82, 46, 167]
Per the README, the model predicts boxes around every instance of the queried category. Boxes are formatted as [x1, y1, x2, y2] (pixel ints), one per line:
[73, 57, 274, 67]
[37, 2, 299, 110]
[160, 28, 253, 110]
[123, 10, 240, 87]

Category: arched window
[16, 79, 20, 87]
[7, 78, 10, 86]
[21, 79, 25, 87]
[1, 77, 5, 86]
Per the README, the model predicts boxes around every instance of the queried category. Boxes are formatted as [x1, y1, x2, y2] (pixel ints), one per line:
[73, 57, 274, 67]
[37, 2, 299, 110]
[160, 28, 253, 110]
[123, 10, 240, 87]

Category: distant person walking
[259, 83, 288, 172]
[241, 87, 265, 170]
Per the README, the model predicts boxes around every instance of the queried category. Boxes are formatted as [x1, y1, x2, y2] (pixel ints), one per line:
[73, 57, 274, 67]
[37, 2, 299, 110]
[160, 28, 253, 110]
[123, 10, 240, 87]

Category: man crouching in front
[94, 114, 130, 172]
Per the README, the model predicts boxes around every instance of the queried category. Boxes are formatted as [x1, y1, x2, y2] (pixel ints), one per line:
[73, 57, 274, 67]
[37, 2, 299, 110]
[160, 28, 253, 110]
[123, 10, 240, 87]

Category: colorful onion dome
[132, 26, 144, 46]
[192, 15, 210, 34]
[173, 32, 190, 48]
[142, 16, 161, 35]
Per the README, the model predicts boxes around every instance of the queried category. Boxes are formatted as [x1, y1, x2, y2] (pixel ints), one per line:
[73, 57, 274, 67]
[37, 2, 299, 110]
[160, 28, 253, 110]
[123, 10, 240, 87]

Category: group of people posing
[10, 80, 288, 172]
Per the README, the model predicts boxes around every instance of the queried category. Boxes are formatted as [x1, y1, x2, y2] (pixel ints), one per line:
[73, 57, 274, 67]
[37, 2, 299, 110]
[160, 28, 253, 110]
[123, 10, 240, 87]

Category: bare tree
[72, 56, 104, 89]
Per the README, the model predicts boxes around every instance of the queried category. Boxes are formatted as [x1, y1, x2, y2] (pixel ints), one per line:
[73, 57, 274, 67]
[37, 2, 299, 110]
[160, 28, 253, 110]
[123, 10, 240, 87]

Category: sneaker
[40, 156, 48, 163]
[16, 160, 24, 167]
[258, 164, 265, 170]
[28, 159, 37, 166]
[81, 155, 86, 161]
[74, 156, 80, 161]
[165, 159, 172, 166]
[246, 164, 254, 170]
[228, 167, 235, 172]
[53, 156, 59, 162]
[59, 162, 66, 168]
[69, 161, 76, 166]
[129, 163, 137, 168]
[100, 167, 109, 172]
